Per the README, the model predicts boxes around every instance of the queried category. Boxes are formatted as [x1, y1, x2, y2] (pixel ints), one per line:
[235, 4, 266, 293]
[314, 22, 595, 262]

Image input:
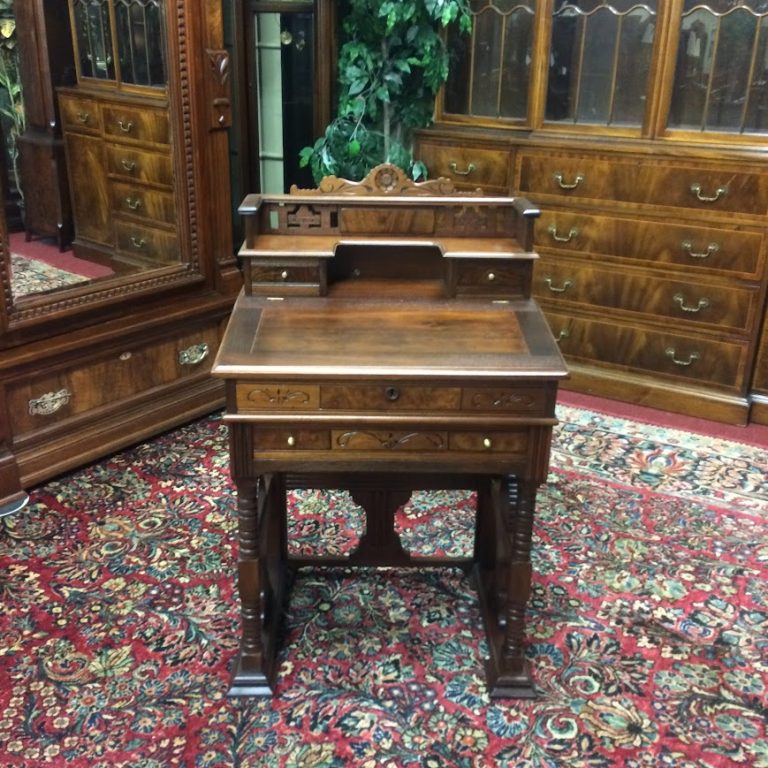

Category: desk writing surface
[215, 292, 567, 379]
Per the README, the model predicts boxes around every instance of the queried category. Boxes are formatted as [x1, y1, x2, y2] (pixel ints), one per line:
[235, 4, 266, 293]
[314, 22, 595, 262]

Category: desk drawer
[450, 259, 530, 297]
[250, 427, 529, 456]
[235, 382, 550, 415]
[248, 261, 324, 295]
[106, 144, 173, 187]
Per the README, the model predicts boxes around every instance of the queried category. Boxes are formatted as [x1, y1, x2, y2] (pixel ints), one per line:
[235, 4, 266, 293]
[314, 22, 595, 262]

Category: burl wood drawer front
[451, 260, 529, 297]
[461, 387, 548, 413]
[106, 144, 173, 187]
[534, 256, 759, 335]
[102, 104, 171, 146]
[59, 94, 101, 133]
[518, 151, 768, 217]
[236, 383, 321, 411]
[253, 429, 330, 450]
[249, 263, 323, 294]
[418, 141, 511, 190]
[111, 181, 175, 225]
[544, 311, 747, 389]
[8, 325, 220, 437]
[114, 220, 180, 264]
[320, 384, 462, 411]
[537, 210, 765, 280]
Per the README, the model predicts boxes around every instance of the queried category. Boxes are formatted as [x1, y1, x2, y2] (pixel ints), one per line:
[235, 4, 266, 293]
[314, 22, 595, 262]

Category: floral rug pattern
[10, 253, 89, 299]
[0, 404, 766, 767]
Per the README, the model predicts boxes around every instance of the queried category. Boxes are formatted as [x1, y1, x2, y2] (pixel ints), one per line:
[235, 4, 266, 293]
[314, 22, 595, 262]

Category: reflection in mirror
[545, 0, 657, 126]
[669, 0, 768, 134]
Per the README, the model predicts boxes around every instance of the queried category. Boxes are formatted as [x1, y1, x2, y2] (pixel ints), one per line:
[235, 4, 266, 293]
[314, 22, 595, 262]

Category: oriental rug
[9, 252, 90, 298]
[0, 403, 766, 767]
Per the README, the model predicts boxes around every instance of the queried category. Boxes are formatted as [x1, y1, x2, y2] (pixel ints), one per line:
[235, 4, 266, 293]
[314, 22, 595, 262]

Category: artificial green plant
[0, 1, 24, 203]
[300, 0, 471, 183]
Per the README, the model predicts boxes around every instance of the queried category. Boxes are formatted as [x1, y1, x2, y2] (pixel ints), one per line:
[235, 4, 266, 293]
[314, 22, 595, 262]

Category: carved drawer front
[518, 151, 768, 217]
[248, 261, 324, 295]
[59, 94, 102, 133]
[114, 221, 180, 265]
[236, 383, 321, 412]
[534, 256, 759, 336]
[418, 140, 511, 190]
[106, 144, 173, 187]
[102, 104, 171, 146]
[545, 311, 748, 390]
[320, 384, 461, 411]
[461, 387, 548, 413]
[332, 430, 448, 451]
[111, 181, 175, 225]
[450, 259, 529, 297]
[537, 210, 765, 280]
[8, 325, 220, 437]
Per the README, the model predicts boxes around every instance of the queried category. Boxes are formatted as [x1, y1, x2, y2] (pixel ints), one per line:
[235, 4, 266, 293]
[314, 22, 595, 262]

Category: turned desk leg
[476, 474, 538, 698]
[228, 474, 288, 697]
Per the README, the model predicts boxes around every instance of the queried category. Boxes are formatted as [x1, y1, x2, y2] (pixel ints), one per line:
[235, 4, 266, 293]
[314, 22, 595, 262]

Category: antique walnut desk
[212, 165, 567, 698]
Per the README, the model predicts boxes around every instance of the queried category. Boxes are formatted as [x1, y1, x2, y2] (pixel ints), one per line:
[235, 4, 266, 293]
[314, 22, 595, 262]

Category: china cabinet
[415, 0, 768, 424]
[0, 0, 240, 514]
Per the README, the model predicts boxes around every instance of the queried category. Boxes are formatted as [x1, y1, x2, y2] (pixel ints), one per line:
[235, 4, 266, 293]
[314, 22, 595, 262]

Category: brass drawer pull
[76, 111, 90, 124]
[448, 161, 476, 176]
[125, 197, 142, 210]
[665, 347, 700, 367]
[118, 119, 134, 133]
[673, 293, 709, 313]
[555, 328, 570, 343]
[547, 224, 579, 243]
[482, 437, 493, 449]
[486, 272, 496, 281]
[130, 237, 146, 250]
[280, 270, 289, 280]
[121, 159, 137, 172]
[553, 172, 584, 190]
[286, 435, 296, 447]
[178, 342, 210, 366]
[690, 183, 727, 203]
[28, 388, 71, 416]
[544, 277, 573, 293]
[681, 240, 719, 259]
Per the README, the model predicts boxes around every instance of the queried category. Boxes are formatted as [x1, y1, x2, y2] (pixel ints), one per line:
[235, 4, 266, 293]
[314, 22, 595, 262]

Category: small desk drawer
[248, 262, 324, 295]
[450, 260, 529, 297]
[236, 383, 321, 411]
[114, 220, 180, 265]
[321, 384, 461, 411]
[253, 429, 330, 450]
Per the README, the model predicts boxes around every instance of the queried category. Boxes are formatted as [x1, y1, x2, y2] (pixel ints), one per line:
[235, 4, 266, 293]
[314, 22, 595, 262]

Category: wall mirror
[0, 0, 205, 339]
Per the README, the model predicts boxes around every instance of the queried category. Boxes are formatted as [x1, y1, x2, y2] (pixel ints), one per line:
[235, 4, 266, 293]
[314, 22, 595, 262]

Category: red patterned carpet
[0, 401, 766, 767]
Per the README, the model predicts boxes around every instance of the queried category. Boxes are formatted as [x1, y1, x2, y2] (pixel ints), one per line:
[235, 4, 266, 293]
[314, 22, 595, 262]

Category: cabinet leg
[228, 474, 288, 697]
[476, 475, 537, 698]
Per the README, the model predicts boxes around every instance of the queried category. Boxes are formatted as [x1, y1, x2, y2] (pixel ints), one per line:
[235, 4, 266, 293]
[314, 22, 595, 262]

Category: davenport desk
[212, 165, 567, 698]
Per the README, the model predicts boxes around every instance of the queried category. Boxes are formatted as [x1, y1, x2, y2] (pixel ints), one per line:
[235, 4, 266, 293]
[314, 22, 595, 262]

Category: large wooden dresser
[415, 0, 768, 425]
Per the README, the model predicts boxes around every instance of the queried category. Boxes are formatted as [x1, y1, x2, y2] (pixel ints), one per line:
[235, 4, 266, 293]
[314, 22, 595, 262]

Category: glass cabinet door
[667, 0, 768, 135]
[113, 0, 168, 88]
[443, 0, 537, 122]
[545, 0, 657, 127]
[72, 0, 116, 82]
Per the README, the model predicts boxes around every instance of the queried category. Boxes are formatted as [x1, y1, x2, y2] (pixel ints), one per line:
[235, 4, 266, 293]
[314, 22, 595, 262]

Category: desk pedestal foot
[228, 654, 274, 698]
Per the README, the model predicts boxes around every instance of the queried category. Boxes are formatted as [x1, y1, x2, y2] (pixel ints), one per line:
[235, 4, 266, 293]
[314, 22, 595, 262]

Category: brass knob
[483, 437, 492, 449]
[287, 435, 296, 447]
[280, 270, 289, 280]
[487, 272, 496, 281]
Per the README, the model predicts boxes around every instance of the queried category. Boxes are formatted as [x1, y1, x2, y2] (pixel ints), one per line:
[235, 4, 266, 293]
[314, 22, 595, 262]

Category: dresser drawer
[59, 93, 101, 133]
[534, 256, 761, 336]
[544, 311, 748, 390]
[448, 259, 530, 297]
[114, 220, 180, 264]
[418, 140, 511, 191]
[235, 381, 550, 415]
[111, 181, 175, 225]
[518, 150, 768, 217]
[537, 210, 765, 280]
[8, 325, 220, 437]
[102, 103, 170, 146]
[106, 144, 173, 187]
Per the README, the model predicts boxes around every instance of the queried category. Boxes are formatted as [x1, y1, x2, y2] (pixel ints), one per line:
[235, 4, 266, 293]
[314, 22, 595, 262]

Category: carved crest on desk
[290, 163, 469, 197]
